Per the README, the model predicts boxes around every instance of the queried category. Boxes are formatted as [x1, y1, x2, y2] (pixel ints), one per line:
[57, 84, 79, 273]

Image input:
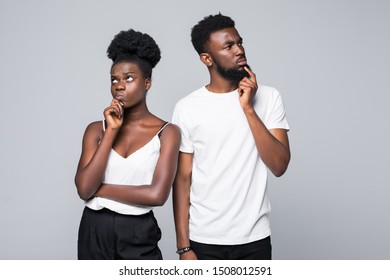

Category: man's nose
[235, 44, 244, 56]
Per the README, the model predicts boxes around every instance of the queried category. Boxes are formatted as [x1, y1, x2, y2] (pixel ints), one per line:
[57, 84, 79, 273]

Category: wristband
[176, 246, 192, 255]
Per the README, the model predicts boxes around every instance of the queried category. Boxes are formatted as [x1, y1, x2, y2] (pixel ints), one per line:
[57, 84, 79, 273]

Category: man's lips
[236, 57, 247, 65]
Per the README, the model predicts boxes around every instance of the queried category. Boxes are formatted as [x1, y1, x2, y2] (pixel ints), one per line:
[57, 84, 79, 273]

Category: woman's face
[110, 61, 151, 108]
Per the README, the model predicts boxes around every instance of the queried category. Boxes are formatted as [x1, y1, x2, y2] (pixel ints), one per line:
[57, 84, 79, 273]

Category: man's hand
[238, 66, 258, 111]
[180, 250, 198, 260]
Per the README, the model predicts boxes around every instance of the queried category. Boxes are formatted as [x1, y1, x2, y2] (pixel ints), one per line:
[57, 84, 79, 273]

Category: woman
[75, 29, 180, 260]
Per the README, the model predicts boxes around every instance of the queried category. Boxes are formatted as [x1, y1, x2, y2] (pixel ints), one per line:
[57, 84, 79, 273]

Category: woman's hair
[191, 13, 235, 55]
[107, 29, 161, 78]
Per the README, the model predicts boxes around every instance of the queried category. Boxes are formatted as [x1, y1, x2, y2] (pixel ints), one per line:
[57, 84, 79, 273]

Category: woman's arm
[75, 99, 123, 200]
[95, 124, 181, 206]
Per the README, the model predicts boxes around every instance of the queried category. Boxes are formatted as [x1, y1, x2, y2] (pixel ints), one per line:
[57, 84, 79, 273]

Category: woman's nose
[116, 80, 126, 90]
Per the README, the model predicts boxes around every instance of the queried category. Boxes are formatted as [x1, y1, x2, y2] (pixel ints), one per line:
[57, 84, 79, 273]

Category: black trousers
[78, 207, 162, 260]
[190, 236, 272, 260]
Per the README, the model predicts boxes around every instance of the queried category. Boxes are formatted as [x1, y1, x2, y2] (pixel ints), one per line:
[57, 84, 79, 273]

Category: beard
[214, 60, 251, 83]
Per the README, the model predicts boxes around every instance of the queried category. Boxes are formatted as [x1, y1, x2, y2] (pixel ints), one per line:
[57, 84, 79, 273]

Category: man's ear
[145, 78, 152, 90]
[200, 53, 213, 67]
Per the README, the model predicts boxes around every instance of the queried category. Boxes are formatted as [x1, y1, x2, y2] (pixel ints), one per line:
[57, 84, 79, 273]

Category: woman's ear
[145, 78, 152, 90]
[200, 53, 213, 67]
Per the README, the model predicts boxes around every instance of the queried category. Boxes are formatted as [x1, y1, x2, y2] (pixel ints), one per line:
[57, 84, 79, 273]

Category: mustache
[236, 56, 247, 63]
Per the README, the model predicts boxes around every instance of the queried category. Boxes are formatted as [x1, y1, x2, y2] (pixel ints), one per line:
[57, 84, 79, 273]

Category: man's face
[207, 27, 250, 82]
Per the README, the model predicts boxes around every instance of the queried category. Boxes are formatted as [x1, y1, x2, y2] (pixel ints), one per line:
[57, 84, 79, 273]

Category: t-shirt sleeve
[172, 103, 194, 153]
[267, 88, 290, 130]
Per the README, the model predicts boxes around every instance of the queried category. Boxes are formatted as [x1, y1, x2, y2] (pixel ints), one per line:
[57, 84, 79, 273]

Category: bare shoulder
[164, 123, 181, 136]
[165, 123, 180, 134]
[160, 123, 181, 143]
[83, 120, 104, 142]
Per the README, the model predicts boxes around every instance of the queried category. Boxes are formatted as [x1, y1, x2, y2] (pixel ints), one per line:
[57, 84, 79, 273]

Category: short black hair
[107, 29, 161, 78]
[191, 13, 235, 54]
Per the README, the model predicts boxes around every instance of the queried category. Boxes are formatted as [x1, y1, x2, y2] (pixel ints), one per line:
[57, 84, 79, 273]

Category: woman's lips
[115, 93, 125, 106]
[115, 93, 124, 101]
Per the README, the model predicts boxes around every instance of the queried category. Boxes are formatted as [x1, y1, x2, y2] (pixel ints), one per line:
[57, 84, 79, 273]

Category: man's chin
[215, 62, 251, 82]
[239, 65, 251, 78]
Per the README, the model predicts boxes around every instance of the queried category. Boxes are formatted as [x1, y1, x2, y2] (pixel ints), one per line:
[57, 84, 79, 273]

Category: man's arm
[238, 67, 290, 177]
[244, 114, 290, 177]
[172, 152, 198, 260]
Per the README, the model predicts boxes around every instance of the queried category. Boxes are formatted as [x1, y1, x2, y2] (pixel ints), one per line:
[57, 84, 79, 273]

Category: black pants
[78, 207, 162, 260]
[190, 236, 272, 260]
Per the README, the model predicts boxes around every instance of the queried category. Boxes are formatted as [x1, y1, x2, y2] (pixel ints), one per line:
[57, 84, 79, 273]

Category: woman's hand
[103, 99, 124, 130]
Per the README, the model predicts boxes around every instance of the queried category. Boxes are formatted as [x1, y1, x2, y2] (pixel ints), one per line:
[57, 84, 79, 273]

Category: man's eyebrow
[223, 39, 235, 45]
[224, 37, 243, 45]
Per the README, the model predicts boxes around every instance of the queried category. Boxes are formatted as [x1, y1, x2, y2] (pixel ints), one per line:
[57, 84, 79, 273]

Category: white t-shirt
[172, 85, 289, 245]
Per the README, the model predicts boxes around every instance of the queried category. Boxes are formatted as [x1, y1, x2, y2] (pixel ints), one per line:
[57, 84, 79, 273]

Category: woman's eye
[111, 79, 118, 84]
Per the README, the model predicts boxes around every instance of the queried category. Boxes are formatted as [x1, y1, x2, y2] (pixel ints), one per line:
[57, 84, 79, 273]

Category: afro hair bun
[107, 29, 161, 68]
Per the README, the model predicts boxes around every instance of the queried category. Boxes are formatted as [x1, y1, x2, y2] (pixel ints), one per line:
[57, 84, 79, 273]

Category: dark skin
[75, 61, 181, 207]
[173, 27, 290, 260]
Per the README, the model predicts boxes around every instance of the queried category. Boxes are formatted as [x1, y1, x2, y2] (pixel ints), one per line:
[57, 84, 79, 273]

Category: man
[172, 13, 290, 260]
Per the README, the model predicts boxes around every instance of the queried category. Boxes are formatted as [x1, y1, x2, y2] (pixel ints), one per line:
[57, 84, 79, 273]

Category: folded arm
[95, 124, 181, 206]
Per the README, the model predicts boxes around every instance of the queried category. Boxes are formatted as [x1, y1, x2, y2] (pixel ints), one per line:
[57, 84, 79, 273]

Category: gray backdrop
[0, 0, 389, 260]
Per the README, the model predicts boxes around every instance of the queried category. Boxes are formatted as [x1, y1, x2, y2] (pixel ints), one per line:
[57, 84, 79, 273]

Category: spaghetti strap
[157, 122, 170, 138]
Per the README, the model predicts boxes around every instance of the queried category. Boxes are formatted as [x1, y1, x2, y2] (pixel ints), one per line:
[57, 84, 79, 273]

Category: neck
[122, 103, 151, 124]
[207, 69, 238, 93]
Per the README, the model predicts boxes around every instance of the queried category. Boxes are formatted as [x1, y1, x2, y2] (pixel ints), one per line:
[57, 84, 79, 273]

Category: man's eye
[126, 76, 134, 82]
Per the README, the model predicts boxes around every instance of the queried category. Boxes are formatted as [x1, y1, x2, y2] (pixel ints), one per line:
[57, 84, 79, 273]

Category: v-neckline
[102, 120, 169, 160]
[111, 134, 158, 160]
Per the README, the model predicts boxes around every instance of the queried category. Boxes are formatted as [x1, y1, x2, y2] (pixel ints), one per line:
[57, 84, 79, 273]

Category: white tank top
[85, 121, 169, 215]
